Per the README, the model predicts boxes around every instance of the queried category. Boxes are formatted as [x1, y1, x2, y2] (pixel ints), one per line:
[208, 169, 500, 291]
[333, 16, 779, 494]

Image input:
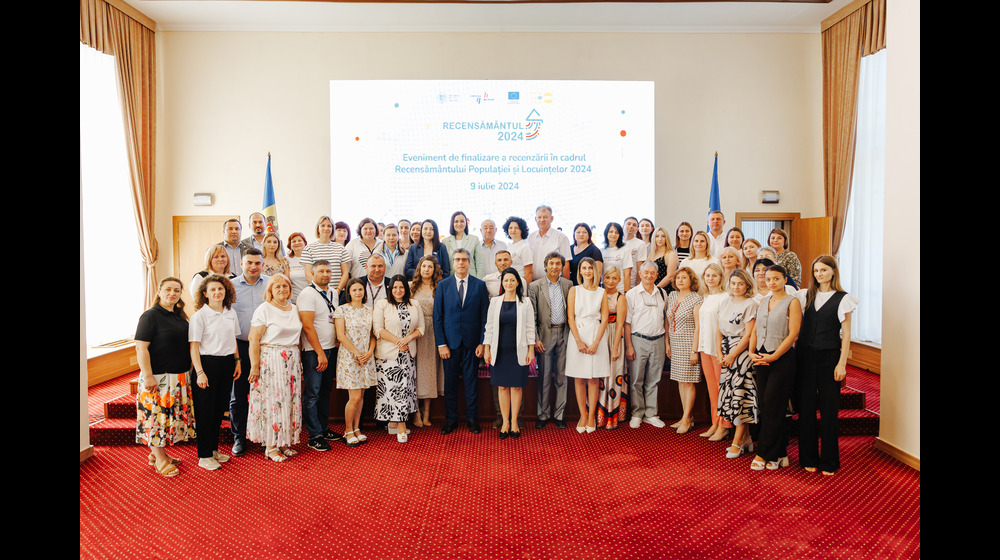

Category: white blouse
[250, 302, 302, 346]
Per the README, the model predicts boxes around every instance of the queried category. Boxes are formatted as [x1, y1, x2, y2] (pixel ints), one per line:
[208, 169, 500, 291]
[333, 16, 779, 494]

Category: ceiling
[128, 0, 852, 33]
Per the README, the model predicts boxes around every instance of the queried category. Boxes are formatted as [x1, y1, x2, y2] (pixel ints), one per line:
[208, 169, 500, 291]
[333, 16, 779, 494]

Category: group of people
[135, 206, 856, 479]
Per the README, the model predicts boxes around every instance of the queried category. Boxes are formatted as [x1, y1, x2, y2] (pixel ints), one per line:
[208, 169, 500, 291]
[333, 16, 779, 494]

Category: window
[837, 48, 885, 345]
[80, 43, 144, 347]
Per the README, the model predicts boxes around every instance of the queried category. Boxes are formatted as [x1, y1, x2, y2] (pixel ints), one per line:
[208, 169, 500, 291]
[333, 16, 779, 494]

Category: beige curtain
[80, 0, 158, 308]
[822, 0, 886, 255]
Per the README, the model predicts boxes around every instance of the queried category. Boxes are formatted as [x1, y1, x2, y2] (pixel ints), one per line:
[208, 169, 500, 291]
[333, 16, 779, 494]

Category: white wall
[154, 30, 824, 273]
[880, 0, 919, 460]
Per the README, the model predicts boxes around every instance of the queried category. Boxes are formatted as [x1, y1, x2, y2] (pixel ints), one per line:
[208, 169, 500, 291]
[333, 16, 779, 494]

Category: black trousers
[193, 354, 235, 458]
[229, 339, 251, 444]
[753, 348, 796, 462]
[796, 347, 842, 471]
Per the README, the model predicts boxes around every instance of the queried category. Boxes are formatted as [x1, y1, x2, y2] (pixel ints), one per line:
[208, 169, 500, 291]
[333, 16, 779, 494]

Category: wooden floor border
[80, 445, 94, 464]
[874, 438, 919, 471]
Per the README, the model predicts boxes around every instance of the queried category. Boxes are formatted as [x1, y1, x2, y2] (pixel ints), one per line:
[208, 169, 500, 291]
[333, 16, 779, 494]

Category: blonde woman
[261, 232, 289, 278]
[678, 231, 719, 284]
[717, 269, 759, 459]
[718, 246, 743, 282]
[247, 274, 304, 463]
[191, 243, 235, 298]
[647, 227, 679, 291]
[565, 258, 610, 433]
[696, 263, 730, 441]
[596, 265, 628, 430]
[741, 238, 762, 273]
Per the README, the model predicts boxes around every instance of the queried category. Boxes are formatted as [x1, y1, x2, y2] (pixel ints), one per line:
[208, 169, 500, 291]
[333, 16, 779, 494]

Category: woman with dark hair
[334, 221, 351, 246]
[568, 223, 603, 286]
[407, 220, 423, 248]
[380, 223, 406, 278]
[724, 227, 746, 252]
[752, 257, 796, 301]
[565, 257, 611, 433]
[483, 267, 535, 439]
[442, 210, 487, 278]
[748, 264, 802, 471]
[795, 255, 857, 476]
[247, 274, 304, 463]
[286, 232, 309, 303]
[189, 274, 240, 470]
[410, 255, 445, 427]
[502, 215, 533, 282]
[404, 218, 451, 279]
[768, 228, 802, 285]
[373, 275, 424, 443]
[638, 218, 654, 248]
[334, 278, 377, 446]
[301, 216, 349, 293]
[600, 222, 634, 293]
[674, 222, 694, 261]
[135, 277, 196, 477]
[191, 243, 236, 299]
[345, 217, 384, 280]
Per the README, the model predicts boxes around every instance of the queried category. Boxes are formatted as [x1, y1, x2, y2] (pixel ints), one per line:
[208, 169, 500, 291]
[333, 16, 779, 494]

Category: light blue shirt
[233, 273, 270, 341]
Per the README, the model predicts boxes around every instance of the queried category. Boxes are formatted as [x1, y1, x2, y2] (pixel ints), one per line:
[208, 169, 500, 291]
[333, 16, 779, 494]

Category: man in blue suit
[433, 248, 490, 435]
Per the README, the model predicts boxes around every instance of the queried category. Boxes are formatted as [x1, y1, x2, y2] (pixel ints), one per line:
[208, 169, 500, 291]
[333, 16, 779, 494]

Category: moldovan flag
[707, 152, 721, 230]
[262, 153, 279, 236]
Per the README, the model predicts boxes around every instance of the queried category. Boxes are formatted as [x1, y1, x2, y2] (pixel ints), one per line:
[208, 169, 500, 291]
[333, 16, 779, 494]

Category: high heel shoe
[708, 428, 730, 442]
[676, 419, 693, 434]
[750, 456, 766, 470]
[765, 456, 789, 470]
[699, 425, 717, 438]
[586, 424, 596, 433]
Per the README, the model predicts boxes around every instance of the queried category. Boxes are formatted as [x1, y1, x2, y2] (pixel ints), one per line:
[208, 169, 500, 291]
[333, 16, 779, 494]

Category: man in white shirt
[480, 219, 508, 276]
[298, 260, 341, 452]
[624, 261, 669, 429]
[526, 205, 571, 282]
[623, 216, 647, 289]
[481, 250, 512, 298]
[707, 210, 727, 257]
[339, 253, 390, 308]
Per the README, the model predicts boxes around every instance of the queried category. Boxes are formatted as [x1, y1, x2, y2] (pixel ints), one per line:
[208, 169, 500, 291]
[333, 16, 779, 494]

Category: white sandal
[344, 430, 360, 447]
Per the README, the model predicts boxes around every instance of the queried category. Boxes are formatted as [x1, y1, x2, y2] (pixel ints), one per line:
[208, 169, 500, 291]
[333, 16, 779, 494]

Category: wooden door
[790, 216, 831, 290]
[173, 215, 236, 309]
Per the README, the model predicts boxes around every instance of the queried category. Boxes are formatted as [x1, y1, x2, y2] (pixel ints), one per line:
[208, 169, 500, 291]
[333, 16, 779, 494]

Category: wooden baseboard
[874, 438, 919, 471]
[848, 340, 880, 374]
[80, 445, 94, 463]
[88, 345, 139, 387]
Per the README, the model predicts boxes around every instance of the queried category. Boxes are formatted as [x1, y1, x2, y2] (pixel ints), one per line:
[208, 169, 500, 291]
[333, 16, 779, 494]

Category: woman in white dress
[247, 274, 304, 463]
[442, 210, 487, 278]
[696, 263, 731, 442]
[565, 257, 610, 433]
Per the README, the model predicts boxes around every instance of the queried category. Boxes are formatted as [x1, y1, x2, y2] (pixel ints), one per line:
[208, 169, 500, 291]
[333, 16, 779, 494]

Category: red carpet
[81, 421, 919, 559]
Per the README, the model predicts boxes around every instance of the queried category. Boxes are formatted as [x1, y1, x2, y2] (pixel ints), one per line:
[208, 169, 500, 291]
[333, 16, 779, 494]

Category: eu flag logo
[508, 92, 519, 100]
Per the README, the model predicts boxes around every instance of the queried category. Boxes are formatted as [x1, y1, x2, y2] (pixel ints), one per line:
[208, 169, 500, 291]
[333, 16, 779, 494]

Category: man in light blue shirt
[230, 248, 269, 456]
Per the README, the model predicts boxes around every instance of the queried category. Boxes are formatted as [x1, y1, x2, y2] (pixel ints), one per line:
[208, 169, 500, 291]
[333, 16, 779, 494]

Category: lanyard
[309, 283, 335, 313]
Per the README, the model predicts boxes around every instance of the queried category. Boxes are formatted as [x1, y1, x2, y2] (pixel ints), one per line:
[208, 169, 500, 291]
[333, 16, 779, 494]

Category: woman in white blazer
[372, 275, 424, 443]
[483, 267, 536, 439]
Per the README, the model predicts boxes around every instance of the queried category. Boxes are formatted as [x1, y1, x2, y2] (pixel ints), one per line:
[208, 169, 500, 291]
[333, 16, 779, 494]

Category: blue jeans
[302, 348, 336, 438]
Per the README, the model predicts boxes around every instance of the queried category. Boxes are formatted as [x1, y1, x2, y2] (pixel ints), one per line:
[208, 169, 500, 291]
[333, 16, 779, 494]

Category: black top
[568, 243, 603, 285]
[134, 305, 191, 374]
[799, 291, 847, 351]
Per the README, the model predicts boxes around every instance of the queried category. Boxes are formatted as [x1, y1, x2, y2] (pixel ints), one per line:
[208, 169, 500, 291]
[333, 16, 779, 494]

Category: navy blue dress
[490, 301, 529, 388]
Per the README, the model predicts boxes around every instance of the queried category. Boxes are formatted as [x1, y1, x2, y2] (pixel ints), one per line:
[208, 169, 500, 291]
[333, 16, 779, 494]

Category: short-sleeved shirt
[300, 241, 349, 289]
[250, 302, 303, 347]
[188, 305, 241, 357]
[297, 284, 338, 351]
[507, 239, 535, 281]
[624, 285, 667, 338]
[134, 305, 191, 374]
[527, 228, 572, 282]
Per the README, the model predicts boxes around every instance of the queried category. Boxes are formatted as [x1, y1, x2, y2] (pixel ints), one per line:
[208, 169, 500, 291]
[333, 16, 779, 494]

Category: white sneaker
[643, 416, 666, 428]
[212, 450, 230, 463]
[629, 417, 642, 429]
[198, 457, 222, 471]
[397, 432, 408, 443]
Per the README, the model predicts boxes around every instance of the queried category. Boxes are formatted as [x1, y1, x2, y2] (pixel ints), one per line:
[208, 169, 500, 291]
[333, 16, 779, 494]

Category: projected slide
[330, 80, 653, 238]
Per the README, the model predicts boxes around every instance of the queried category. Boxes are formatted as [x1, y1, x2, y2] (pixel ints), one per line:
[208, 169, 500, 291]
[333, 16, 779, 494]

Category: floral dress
[374, 303, 418, 422]
[597, 291, 627, 429]
[717, 297, 759, 426]
[247, 303, 303, 448]
[334, 304, 377, 390]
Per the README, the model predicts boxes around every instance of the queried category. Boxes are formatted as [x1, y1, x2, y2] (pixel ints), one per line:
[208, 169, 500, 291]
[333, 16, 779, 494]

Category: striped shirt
[300, 241, 349, 289]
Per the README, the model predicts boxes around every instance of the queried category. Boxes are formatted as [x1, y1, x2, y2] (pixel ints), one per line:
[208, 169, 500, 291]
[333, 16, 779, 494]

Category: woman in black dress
[483, 268, 536, 439]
